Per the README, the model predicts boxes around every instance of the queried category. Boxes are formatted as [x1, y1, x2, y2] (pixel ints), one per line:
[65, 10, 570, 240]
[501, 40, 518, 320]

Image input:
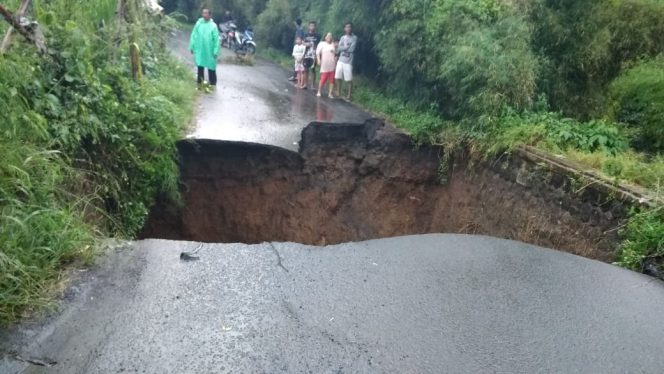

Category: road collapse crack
[180, 243, 204, 261]
[5, 352, 57, 367]
[268, 243, 290, 273]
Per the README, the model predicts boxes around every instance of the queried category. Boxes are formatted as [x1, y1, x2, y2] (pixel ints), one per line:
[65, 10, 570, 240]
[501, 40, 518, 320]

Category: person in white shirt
[335, 23, 358, 100]
[292, 37, 307, 88]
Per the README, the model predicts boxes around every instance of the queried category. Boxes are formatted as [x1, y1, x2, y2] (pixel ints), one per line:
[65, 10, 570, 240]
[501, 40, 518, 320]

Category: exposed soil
[141, 120, 625, 262]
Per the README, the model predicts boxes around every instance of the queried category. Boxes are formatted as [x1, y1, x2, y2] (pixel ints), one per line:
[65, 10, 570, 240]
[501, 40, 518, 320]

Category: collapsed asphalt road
[169, 31, 371, 150]
[2, 32, 663, 374]
[1, 235, 664, 373]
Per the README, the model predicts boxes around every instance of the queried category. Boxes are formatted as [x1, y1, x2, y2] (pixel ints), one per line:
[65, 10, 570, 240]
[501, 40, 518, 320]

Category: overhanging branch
[0, 3, 35, 44]
[0, 0, 30, 53]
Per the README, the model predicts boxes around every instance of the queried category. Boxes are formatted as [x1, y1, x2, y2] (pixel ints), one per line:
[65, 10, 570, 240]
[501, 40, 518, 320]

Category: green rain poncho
[189, 18, 220, 70]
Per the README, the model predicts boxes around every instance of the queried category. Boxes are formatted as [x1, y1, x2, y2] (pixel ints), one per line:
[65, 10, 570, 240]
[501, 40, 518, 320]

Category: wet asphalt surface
[2, 32, 664, 373]
[1, 235, 664, 373]
[170, 31, 371, 150]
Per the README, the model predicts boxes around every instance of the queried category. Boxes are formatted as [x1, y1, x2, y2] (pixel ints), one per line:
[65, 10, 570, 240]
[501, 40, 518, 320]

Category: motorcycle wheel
[246, 45, 256, 55]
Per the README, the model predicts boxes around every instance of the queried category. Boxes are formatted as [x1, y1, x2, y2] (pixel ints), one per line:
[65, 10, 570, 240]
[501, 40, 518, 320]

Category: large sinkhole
[141, 120, 626, 262]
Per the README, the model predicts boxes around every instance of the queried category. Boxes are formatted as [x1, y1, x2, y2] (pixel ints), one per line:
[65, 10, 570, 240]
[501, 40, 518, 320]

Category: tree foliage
[531, 0, 664, 119]
[610, 57, 664, 152]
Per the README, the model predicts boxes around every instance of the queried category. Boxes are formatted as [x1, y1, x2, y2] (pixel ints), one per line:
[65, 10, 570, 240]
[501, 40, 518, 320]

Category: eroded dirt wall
[142, 120, 627, 261]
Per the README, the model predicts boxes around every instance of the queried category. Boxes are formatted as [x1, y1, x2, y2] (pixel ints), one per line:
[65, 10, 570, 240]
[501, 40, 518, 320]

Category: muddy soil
[142, 120, 624, 261]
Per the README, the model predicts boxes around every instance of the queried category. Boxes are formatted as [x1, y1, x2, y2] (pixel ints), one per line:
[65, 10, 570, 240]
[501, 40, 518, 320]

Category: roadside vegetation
[0, 0, 194, 323]
[168, 0, 663, 275]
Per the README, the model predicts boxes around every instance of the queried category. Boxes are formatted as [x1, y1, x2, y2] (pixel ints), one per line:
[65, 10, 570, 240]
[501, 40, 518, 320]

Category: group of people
[189, 8, 359, 101]
[290, 20, 357, 100]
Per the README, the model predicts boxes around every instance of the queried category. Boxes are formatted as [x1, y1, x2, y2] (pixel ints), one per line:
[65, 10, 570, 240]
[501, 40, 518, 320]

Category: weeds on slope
[0, 1, 195, 323]
[0, 143, 97, 322]
[618, 207, 664, 278]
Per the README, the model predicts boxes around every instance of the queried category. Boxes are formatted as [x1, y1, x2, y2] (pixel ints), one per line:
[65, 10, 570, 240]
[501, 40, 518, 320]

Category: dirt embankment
[142, 120, 627, 261]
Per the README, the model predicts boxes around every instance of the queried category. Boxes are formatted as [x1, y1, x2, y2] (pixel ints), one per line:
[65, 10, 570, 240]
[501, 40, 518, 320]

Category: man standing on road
[221, 10, 233, 23]
[288, 18, 306, 82]
[335, 23, 358, 100]
[303, 21, 321, 89]
[190, 8, 220, 90]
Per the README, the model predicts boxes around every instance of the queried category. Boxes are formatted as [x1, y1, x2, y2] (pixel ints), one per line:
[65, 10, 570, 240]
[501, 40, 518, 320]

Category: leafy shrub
[490, 110, 629, 155]
[31, 10, 193, 236]
[618, 208, 664, 277]
[609, 58, 664, 152]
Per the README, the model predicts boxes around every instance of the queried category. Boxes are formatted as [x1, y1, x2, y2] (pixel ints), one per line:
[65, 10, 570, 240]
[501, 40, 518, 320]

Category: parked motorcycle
[232, 27, 256, 56]
[219, 21, 237, 49]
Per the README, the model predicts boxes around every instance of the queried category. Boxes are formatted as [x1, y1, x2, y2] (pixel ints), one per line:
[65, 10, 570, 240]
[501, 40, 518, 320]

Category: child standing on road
[292, 37, 306, 89]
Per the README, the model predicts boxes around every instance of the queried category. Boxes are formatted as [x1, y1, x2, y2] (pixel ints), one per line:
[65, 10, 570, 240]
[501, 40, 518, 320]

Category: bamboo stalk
[129, 42, 142, 81]
[116, 0, 126, 21]
[0, 0, 30, 54]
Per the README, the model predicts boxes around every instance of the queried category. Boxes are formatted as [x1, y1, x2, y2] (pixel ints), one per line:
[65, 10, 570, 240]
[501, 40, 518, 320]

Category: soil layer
[142, 120, 626, 261]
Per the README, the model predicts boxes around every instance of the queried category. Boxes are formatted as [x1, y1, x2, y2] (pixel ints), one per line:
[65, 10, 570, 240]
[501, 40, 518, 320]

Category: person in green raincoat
[190, 9, 220, 87]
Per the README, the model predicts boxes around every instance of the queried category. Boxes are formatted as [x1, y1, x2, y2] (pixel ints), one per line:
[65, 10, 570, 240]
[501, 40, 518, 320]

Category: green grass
[0, 143, 97, 322]
[617, 207, 664, 274]
[477, 110, 663, 191]
[564, 150, 664, 191]
[352, 77, 449, 145]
